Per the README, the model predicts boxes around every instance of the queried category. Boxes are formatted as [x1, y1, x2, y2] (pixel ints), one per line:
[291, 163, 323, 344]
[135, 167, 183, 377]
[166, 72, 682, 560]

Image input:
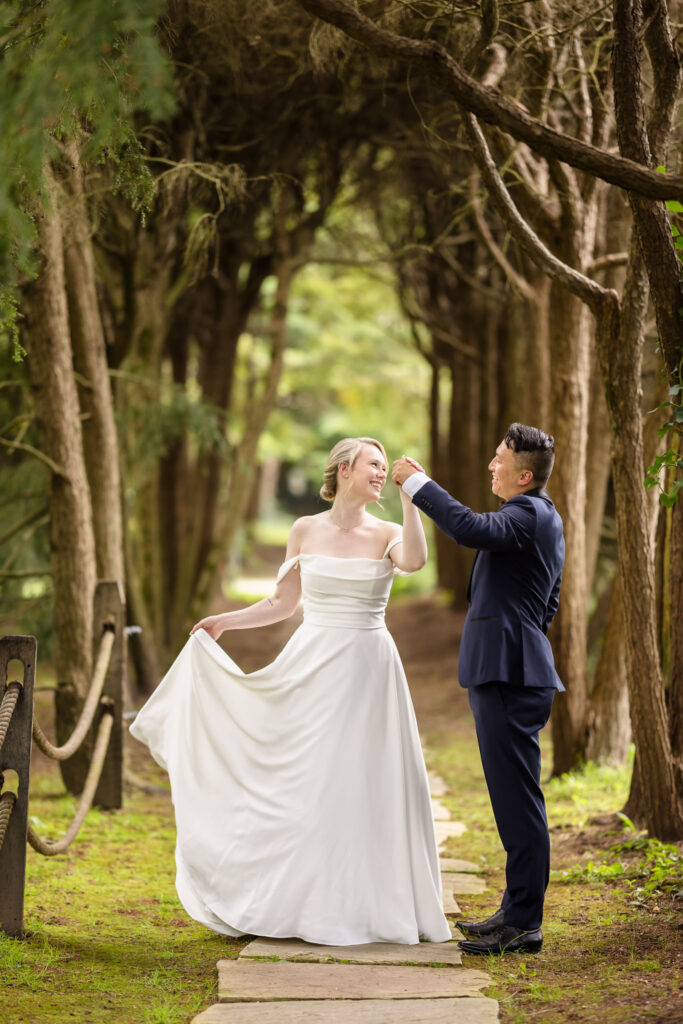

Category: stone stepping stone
[440, 857, 481, 874]
[431, 798, 451, 821]
[428, 772, 448, 797]
[216, 961, 489, 1002]
[442, 889, 460, 914]
[239, 937, 462, 966]
[442, 871, 488, 896]
[194, 996, 500, 1023]
[434, 820, 467, 846]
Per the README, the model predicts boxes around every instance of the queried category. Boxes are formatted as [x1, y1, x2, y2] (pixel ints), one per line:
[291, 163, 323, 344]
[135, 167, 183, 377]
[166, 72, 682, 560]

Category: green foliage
[544, 757, 634, 828]
[260, 250, 431, 523]
[0, 342, 53, 646]
[555, 833, 683, 900]
[0, 0, 175, 298]
[1, 746, 240, 1023]
[115, 371, 232, 469]
[0, 288, 25, 360]
[644, 442, 683, 508]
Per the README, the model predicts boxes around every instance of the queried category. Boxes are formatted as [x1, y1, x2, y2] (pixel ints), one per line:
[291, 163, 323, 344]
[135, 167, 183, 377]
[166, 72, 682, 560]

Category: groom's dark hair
[504, 423, 555, 486]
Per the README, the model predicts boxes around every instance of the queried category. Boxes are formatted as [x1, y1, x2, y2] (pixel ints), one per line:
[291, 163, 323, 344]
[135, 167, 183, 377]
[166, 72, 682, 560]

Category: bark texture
[62, 141, 125, 587]
[22, 169, 98, 795]
[297, 0, 683, 199]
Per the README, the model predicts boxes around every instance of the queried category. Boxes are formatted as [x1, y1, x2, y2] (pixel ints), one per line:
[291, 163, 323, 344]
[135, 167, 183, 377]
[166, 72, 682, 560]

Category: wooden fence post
[0, 635, 37, 938]
[92, 581, 126, 811]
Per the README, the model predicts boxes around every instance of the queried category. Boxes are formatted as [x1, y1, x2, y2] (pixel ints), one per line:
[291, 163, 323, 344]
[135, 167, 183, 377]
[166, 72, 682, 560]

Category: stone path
[192, 771, 497, 1024]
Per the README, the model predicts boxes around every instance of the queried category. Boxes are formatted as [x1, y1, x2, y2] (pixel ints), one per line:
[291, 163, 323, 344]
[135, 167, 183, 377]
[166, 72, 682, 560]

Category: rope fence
[0, 579, 126, 937]
[0, 789, 15, 852]
[31, 627, 115, 761]
[0, 681, 21, 751]
[27, 707, 114, 856]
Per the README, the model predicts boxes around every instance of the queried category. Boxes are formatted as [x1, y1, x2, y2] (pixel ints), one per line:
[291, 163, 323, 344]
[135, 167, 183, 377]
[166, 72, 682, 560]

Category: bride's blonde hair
[320, 437, 388, 502]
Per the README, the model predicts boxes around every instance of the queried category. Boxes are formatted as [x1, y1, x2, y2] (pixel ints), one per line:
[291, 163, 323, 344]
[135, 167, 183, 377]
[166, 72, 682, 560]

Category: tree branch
[0, 436, 67, 477]
[642, 0, 681, 161]
[0, 507, 48, 547]
[297, 0, 683, 199]
[465, 0, 499, 71]
[469, 174, 536, 302]
[0, 568, 51, 578]
[589, 252, 630, 273]
[461, 113, 614, 317]
[612, 0, 683, 379]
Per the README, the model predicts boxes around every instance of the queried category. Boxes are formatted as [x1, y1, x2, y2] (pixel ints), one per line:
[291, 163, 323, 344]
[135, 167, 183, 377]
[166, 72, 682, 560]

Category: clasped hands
[391, 455, 424, 487]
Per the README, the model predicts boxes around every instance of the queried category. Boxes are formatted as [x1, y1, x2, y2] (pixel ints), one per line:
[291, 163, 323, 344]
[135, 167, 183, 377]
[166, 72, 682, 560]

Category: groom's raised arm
[402, 473, 537, 552]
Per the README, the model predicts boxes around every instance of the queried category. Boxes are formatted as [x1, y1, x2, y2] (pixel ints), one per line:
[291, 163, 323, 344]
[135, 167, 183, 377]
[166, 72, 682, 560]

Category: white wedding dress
[129, 538, 451, 945]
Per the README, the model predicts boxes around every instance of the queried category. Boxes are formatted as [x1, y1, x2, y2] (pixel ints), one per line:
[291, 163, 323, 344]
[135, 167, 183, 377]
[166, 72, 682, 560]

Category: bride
[129, 437, 451, 946]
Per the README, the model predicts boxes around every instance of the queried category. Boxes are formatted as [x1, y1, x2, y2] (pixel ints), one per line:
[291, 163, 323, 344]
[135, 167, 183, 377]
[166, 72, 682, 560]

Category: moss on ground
[430, 725, 683, 1024]
[2, 754, 246, 1024]
[3, 593, 682, 1024]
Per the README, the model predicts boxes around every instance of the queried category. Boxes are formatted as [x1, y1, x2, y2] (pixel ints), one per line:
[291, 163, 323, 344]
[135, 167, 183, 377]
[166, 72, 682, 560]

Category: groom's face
[488, 442, 530, 501]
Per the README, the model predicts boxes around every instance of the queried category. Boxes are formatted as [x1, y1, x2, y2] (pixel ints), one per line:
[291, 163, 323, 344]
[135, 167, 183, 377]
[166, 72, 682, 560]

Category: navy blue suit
[412, 479, 565, 931]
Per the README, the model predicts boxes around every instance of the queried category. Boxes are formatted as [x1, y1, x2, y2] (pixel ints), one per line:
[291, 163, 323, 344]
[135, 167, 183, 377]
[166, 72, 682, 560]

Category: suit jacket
[412, 480, 565, 691]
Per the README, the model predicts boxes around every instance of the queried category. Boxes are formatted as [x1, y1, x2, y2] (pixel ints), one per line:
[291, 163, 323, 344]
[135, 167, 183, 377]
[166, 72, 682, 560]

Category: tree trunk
[594, 290, 683, 836]
[22, 167, 97, 794]
[669, 444, 683, 783]
[586, 573, 631, 763]
[443, 347, 481, 606]
[548, 285, 590, 774]
[584, 345, 611, 595]
[187, 255, 294, 632]
[524, 267, 551, 429]
[63, 140, 125, 587]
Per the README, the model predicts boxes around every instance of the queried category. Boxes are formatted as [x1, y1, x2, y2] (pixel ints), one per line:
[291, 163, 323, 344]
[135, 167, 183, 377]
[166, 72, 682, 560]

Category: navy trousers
[467, 681, 555, 931]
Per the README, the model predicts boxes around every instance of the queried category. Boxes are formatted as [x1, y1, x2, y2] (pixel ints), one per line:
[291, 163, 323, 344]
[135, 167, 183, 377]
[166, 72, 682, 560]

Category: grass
[1, 753, 245, 1024]
[430, 725, 683, 1024]
[3, 600, 682, 1023]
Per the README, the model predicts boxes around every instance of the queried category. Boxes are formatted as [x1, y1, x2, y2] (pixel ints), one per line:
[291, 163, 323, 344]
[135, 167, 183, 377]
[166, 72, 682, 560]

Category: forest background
[1, 0, 683, 851]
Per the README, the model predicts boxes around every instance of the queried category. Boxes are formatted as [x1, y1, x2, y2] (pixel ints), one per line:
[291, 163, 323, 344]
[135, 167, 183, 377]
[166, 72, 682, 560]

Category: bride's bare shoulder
[288, 514, 327, 548]
[383, 521, 403, 542]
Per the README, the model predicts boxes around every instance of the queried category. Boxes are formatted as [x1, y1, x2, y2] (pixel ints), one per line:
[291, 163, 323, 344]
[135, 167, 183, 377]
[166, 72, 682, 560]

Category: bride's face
[344, 445, 387, 503]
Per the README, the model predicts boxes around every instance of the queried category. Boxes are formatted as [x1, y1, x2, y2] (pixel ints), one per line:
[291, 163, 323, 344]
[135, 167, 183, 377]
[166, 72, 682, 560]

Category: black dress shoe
[456, 907, 505, 936]
[458, 924, 543, 955]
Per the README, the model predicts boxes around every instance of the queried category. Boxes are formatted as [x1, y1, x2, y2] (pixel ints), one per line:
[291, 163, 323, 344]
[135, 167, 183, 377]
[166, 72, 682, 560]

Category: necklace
[330, 511, 364, 533]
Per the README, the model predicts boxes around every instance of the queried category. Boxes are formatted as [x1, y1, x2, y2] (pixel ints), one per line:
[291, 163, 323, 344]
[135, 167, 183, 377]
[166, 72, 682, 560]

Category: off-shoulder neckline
[296, 552, 391, 562]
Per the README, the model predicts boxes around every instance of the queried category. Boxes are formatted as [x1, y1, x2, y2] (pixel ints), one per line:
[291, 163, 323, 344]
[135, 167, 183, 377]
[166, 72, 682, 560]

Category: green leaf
[660, 492, 678, 508]
[665, 200, 683, 213]
[674, 406, 683, 422]
[656, 165, 667, 173]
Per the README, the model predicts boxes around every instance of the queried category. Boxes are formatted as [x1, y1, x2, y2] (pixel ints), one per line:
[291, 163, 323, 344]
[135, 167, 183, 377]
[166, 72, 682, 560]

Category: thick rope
[27, 708, 114, 856]
[0, 681, 22, 752]
[0, 790, 16, 853]
[32, 627, 115, 761]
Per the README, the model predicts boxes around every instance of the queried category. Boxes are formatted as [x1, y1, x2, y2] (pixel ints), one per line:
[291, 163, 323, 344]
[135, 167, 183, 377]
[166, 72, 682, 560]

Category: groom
[392, 423, 564, 956]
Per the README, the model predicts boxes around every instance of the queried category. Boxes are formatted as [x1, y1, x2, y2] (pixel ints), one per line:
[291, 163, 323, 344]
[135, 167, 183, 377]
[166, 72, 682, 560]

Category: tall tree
[5, 0, 172, 790]
[297, 0, 683, 836]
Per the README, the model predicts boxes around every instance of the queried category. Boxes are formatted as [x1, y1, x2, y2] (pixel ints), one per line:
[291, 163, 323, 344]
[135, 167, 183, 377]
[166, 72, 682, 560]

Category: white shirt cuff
[402, 471, 431, 498]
